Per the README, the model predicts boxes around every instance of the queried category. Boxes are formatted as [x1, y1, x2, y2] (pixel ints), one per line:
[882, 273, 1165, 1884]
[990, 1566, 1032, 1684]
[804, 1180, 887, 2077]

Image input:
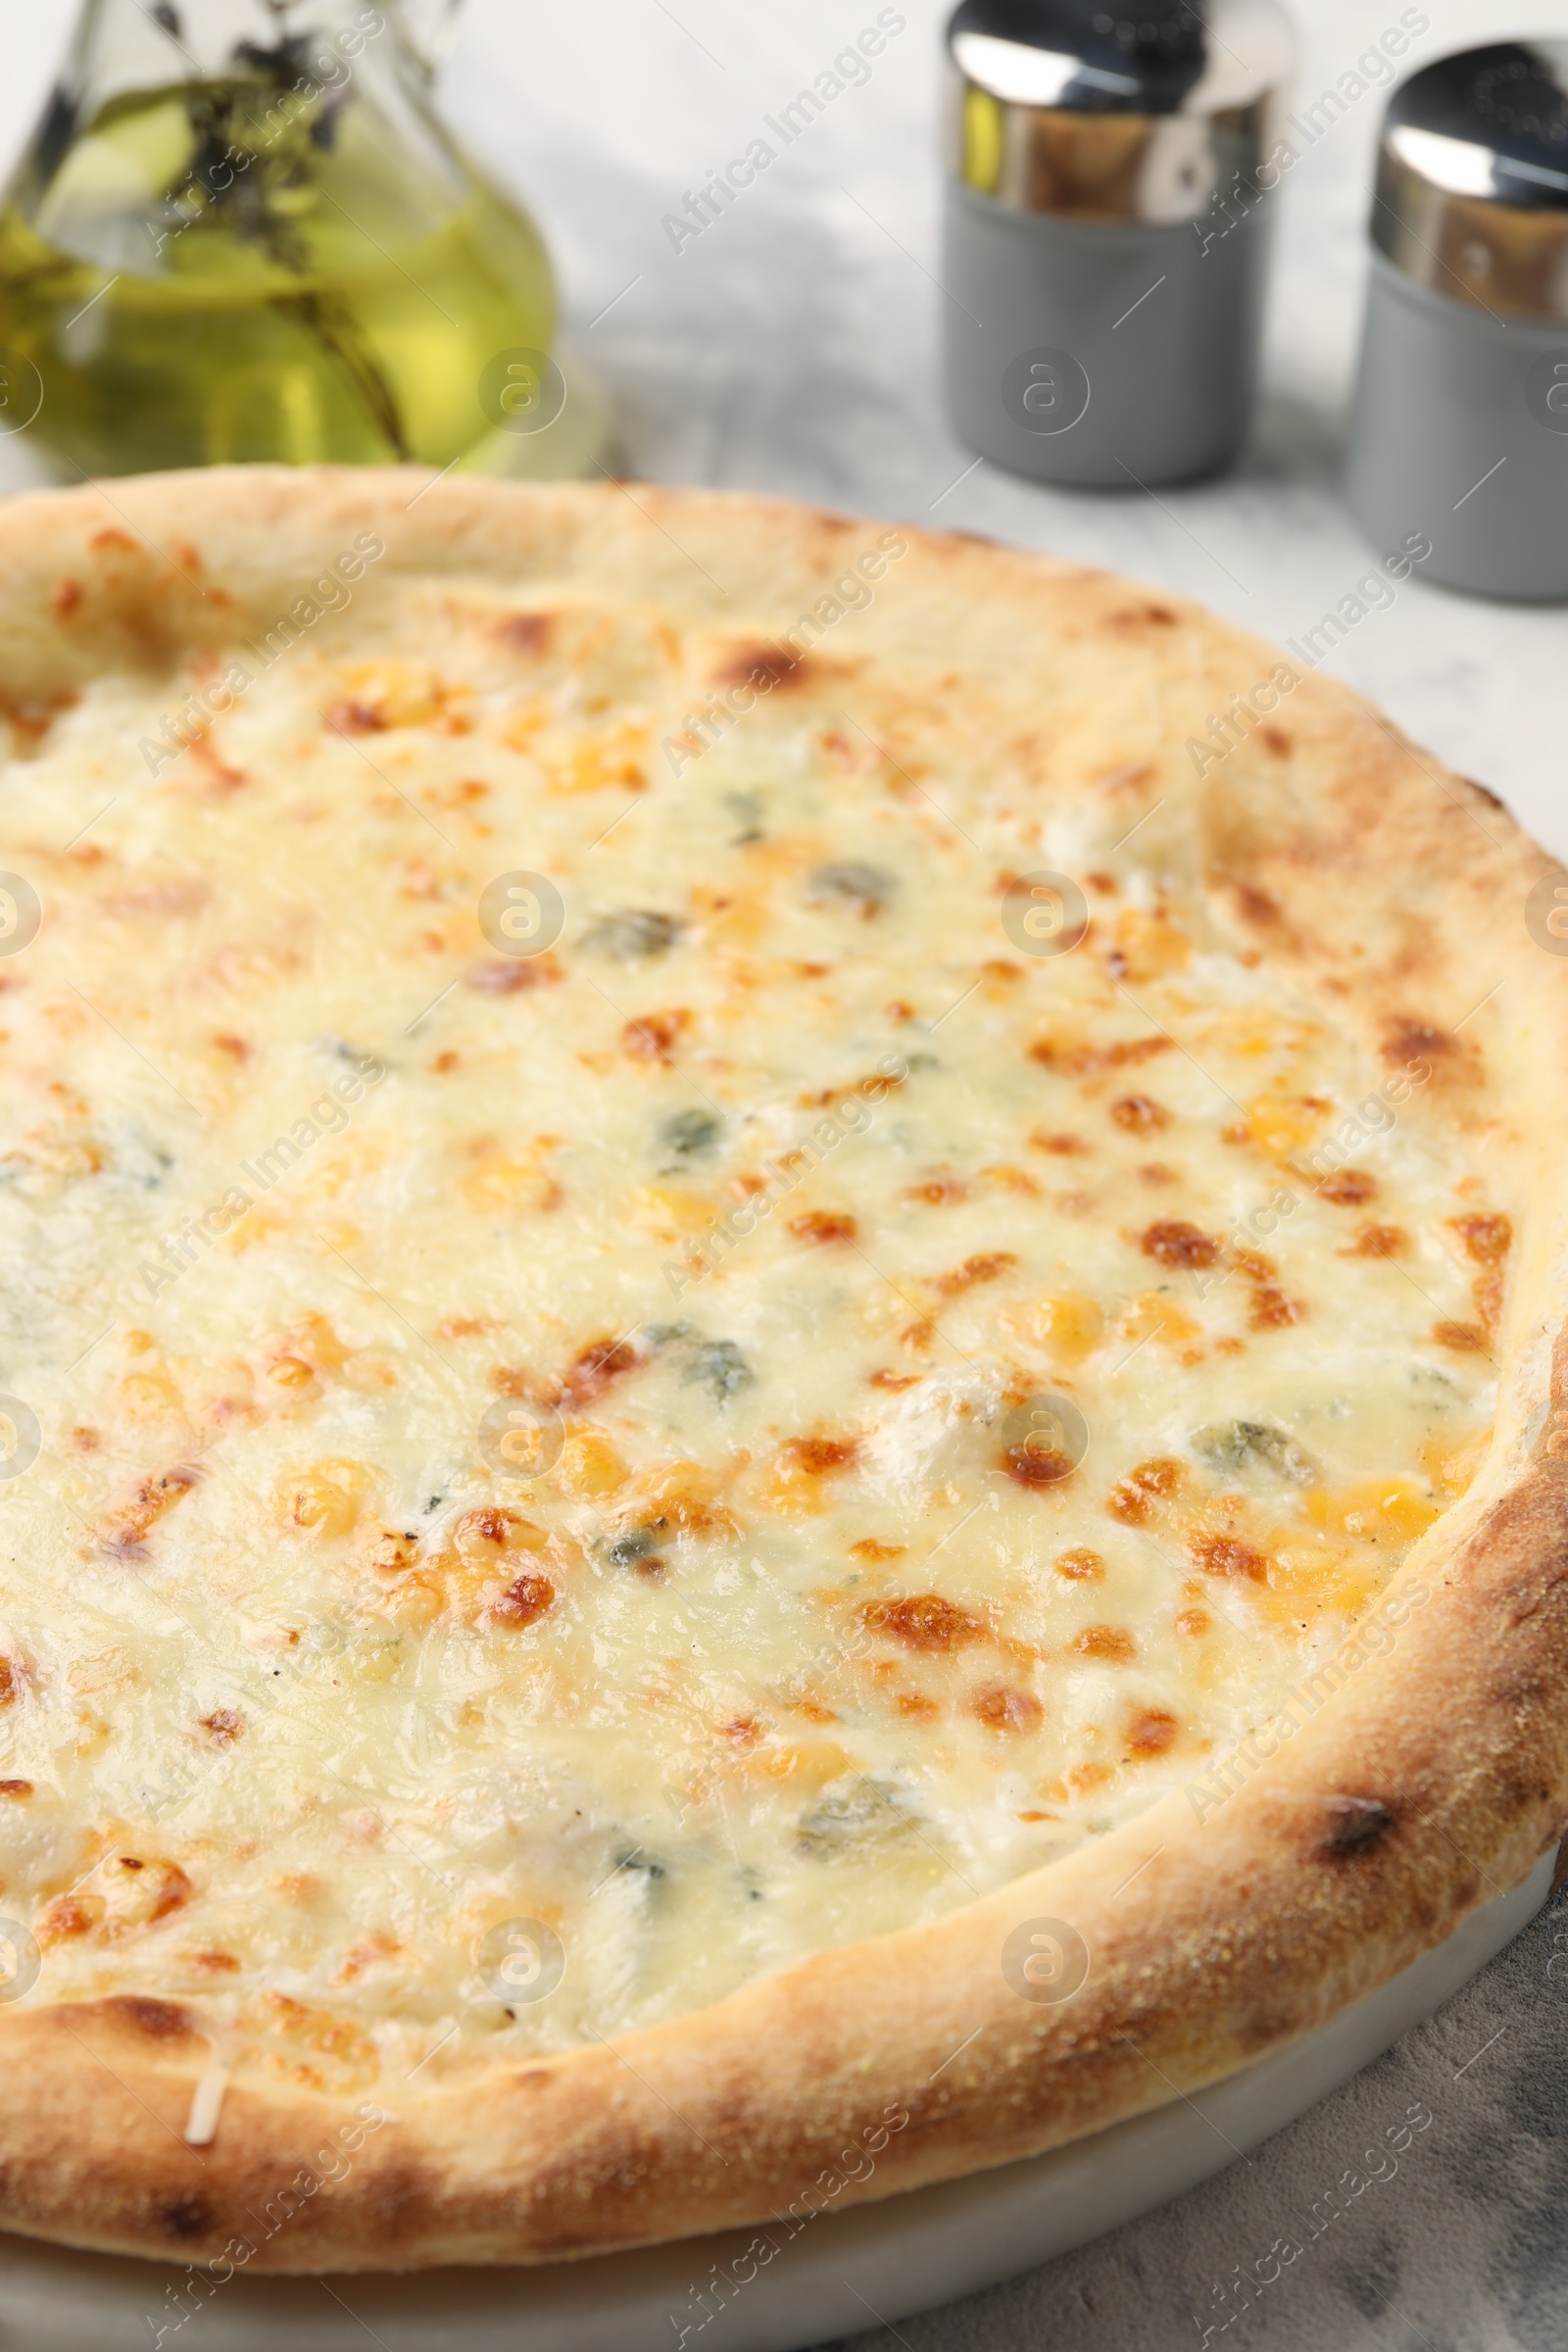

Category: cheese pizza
[0, 470, 1563, 2272]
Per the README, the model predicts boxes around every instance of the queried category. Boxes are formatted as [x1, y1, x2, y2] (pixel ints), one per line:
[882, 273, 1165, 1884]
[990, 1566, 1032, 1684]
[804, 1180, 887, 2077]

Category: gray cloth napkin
[818, 1882, 1568, 2350]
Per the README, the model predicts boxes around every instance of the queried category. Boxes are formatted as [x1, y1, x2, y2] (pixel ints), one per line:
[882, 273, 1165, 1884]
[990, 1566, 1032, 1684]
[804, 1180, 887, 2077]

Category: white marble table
[4, 3, 1567, 2345]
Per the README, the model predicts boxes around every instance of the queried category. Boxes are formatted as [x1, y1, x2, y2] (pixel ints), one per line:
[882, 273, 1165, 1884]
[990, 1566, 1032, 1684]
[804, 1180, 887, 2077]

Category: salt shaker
[1348, 41, 1568, 601]
[942, 0, 1295, 490]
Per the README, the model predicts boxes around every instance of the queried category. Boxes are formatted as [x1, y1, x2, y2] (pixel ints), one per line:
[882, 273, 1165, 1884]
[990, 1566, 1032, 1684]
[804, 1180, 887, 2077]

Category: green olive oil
[0, 60, 556, 474]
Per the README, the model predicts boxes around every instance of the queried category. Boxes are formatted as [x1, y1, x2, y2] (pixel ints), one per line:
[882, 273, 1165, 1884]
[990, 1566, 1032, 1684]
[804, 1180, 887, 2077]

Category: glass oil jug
[0, 0, 563, 475]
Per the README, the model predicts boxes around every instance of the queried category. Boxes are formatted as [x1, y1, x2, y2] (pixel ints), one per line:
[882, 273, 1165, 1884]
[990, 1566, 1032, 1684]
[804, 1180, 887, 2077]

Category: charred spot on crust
[1234, 882, 1282, 926]
[1, 686, 81, 748]
[714, 642, 805, 692]
[159, 2195, 212, 2240]
[359, 2162, 439, 2232]
[1461, 774, 1504, 810]
[1320, 1796, 1396, 1858]
[110, 1995, 192, 2041]
[1103, 602, 1178, 631]
[495, 612, 553, 655]
[1383, 1017, 1453, 1065]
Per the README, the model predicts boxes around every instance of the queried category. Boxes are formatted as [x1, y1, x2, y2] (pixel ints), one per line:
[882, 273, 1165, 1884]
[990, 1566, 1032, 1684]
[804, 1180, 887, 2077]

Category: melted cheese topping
[0, 576, 1507, 2093]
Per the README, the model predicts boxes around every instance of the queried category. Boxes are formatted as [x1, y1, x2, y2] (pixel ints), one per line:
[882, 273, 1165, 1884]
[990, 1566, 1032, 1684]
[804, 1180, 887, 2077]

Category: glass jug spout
[0, 0, 561, 476]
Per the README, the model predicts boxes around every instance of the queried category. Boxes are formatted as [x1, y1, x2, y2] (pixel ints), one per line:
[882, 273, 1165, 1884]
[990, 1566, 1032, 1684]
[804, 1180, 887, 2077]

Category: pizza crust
[0, 467, 1564, 2272]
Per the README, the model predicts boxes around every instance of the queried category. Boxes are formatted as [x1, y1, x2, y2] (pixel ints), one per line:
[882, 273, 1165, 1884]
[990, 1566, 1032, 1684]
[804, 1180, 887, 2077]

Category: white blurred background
[4, 1, 1564, 850]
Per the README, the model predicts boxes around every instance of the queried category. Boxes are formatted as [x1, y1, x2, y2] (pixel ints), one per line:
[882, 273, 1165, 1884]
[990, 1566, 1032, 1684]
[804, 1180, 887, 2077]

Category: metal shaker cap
[947, 0, 1295, 226]
[1373, 43, 1568, 321]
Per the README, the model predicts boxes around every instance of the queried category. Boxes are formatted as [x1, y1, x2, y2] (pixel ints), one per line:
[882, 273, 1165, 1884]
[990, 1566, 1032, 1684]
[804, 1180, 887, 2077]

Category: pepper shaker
[1348, 41, 1568, 601]
[942, 0, 1295, 490]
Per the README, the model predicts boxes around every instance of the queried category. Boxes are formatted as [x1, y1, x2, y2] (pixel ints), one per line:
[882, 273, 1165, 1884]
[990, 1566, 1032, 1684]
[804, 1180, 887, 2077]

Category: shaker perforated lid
[1373, 42, 1568, 321]
[947, 0, 1294, 224]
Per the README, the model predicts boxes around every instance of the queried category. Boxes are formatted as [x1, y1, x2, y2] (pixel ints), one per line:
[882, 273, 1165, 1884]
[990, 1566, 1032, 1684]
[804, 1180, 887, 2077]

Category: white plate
[2, 1847, 1552, 2352]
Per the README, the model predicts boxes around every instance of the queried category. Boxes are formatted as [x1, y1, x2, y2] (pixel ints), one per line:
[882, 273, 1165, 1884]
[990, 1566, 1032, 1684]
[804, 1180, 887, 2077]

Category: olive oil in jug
[0, 0, 561, 475]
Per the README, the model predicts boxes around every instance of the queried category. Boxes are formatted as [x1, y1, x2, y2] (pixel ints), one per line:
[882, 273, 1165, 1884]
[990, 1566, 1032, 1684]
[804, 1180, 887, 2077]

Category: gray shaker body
[943, 180, 1274, 488]
[1349, 253, 1568, 600]
[939, 0, 1293, 492]
[1348, 39, 1568, 601]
